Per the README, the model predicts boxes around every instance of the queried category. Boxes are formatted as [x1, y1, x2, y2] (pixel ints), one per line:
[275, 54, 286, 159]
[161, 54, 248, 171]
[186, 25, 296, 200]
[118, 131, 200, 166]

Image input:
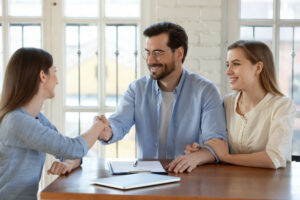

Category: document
[92, 173, 180, 190]
[109, 161, 167, 175]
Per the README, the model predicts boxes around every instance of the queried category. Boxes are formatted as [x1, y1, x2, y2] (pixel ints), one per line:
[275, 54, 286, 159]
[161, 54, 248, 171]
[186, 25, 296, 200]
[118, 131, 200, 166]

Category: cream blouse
[224, 92, 296, 168]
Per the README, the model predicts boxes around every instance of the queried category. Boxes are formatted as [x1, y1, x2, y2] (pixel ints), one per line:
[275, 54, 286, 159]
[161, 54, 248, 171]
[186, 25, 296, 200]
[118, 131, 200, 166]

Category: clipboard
[109, 161, 168, 175]
[92, 173, 180, 190]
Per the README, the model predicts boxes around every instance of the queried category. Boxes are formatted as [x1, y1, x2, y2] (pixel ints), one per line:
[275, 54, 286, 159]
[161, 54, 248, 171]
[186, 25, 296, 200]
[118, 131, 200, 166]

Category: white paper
[109, 161, 166, 174]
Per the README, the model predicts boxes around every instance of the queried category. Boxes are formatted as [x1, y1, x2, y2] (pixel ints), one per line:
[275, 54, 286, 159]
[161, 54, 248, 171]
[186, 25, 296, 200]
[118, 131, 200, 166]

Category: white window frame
[226, 0, 300, 119]
[49, 0, 151, 158]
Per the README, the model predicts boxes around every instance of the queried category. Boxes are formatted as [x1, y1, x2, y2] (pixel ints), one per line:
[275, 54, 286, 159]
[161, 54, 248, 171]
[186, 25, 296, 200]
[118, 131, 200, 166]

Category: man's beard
[148, 60, 175, 80]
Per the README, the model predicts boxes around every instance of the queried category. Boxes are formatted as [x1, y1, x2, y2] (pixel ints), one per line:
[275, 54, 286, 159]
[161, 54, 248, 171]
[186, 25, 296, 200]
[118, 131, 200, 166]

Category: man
[100, 22, 227, 173]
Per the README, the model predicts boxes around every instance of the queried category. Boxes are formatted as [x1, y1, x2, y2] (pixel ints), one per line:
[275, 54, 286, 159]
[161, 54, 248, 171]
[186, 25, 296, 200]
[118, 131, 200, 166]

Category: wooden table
[40, 157, 300, 200]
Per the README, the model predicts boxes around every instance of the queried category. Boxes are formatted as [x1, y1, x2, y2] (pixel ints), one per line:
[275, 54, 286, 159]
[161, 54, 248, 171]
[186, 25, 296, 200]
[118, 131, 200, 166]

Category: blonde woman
[186, 40, 295, 169]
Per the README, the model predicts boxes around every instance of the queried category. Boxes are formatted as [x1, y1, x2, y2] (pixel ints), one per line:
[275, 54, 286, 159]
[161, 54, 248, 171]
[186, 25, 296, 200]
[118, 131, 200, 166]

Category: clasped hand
[94, 115, 112, 142]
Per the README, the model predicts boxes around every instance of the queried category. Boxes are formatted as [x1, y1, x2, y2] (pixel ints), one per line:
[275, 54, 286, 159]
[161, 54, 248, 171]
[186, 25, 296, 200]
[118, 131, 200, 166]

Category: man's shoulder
[183, 69, 216, 89]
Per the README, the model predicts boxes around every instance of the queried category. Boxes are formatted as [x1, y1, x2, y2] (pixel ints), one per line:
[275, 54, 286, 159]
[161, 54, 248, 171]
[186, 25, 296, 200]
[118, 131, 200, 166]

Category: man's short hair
[143, 22, 188, 63]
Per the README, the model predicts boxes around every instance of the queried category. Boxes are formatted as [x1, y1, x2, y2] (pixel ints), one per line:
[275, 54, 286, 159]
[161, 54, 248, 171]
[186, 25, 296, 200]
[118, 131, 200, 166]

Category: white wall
[149, 0, 228, 95]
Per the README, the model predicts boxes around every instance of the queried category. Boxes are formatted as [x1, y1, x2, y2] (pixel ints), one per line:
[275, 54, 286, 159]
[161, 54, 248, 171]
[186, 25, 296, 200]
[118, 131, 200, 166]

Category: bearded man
[99, 22, 228, 173]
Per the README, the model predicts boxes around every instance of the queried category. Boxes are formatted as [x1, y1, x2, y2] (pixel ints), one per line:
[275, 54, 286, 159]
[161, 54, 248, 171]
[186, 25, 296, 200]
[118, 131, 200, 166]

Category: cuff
[203, 145, 220, 163]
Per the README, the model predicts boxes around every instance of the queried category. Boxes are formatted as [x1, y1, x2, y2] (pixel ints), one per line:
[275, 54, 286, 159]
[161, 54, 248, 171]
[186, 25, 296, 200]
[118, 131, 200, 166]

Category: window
[228, 0, 300, 156]
[62, 0, 141, 158]
[0, 0, 144, 160]
[0, 0, 42, 93]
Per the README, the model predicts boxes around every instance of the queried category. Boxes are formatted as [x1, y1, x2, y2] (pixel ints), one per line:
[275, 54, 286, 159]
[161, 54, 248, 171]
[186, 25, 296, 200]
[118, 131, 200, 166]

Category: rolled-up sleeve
[266, 98, 296, 168]
[200, 84, 228, 162]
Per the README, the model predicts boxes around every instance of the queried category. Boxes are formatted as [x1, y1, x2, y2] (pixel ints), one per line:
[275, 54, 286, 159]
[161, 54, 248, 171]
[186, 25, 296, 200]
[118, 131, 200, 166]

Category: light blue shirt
[0, 108, 88, 200]
[107, 69, 227, 160]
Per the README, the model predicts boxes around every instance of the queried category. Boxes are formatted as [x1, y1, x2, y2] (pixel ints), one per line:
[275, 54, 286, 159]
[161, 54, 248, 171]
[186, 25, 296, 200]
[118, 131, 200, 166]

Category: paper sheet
[109, 161, 167, 174]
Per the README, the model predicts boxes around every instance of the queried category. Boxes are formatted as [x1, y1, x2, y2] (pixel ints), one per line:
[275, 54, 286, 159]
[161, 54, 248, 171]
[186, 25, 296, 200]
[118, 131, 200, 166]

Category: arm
[199, 84, 228, 162]
[47, 159, 82, 175]
[81, 116, 108, 149]
[205, 139, 275, 168]
[166, 148, 215, 173]
[205, 96, 296, 169]
[100, 82, 136, 144]
[10, 112, 107, 159]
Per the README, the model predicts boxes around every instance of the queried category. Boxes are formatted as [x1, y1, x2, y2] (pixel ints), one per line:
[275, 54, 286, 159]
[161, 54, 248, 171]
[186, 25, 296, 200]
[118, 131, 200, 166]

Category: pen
[133, 160, 138, 167]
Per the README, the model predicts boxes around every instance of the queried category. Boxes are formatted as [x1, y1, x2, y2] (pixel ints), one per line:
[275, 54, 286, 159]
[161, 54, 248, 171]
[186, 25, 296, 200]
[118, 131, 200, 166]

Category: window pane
[80, 112, 98, 156]
[280, 0, 300, 19]
[105, 0, 140, 18]
[240, 26, 273, 49]
[105, 26, 117, 107]
[0, 26, 2, 93]
[105, 25, 138, 107]
[279, 27, 300, 111]
[295, 28, 300, 111]
[293, 118, 300, 155]
[8, 0, 42, 17]
[118, 26, 137, 103]
[65, 112, 80, 138]
[240, 0, 273, 19]
[65, 25, 98, 106]
[65, 112, 98, 156]
[64, 0, 98, 18]
[9, 24, 41, 56]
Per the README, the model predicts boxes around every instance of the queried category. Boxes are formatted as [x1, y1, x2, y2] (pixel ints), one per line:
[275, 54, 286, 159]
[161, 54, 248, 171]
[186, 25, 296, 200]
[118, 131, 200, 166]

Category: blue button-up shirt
[107, 69, 227, 161]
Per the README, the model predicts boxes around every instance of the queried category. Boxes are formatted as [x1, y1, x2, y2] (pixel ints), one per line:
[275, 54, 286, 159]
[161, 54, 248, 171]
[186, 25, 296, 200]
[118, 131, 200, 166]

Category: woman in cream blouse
[186, 40, 295, 169]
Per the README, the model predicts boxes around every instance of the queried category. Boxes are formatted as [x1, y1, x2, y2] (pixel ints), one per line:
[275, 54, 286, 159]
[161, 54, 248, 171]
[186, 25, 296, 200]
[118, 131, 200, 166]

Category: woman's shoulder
[269, 94, 296, 114]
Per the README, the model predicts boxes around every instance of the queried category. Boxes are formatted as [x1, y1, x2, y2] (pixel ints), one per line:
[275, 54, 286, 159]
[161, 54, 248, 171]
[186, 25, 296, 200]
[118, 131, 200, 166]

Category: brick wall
[150, 0, 227, 95]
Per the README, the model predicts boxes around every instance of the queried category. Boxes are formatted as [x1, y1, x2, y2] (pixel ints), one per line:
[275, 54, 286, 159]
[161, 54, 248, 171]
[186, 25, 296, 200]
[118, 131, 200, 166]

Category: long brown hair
[0, 47, 53, 123]
[228, 40, 283, 96]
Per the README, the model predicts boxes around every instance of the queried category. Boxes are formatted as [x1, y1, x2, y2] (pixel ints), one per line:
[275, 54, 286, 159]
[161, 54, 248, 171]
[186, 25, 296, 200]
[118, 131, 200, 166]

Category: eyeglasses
[141, 49, 170, 61]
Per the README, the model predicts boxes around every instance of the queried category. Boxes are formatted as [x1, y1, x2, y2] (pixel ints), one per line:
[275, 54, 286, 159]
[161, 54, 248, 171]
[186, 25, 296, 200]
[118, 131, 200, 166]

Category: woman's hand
[184, 142, 201, 154]
[47, 159, 81, 175]
[205, 138, 229, 161]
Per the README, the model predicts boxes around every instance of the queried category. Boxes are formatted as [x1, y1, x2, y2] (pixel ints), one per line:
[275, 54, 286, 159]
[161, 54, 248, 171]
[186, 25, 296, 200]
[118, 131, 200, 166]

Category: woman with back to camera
[0, 47, 110, 200]
[185, 40, 295, 169]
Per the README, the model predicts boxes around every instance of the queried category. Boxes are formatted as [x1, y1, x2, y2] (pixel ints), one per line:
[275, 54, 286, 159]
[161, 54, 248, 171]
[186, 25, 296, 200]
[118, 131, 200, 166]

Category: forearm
[64, 159, 82, 170]
[194, 148, 216, 166]
[81, 126, 100, 149]
[223, 151, 276, 169]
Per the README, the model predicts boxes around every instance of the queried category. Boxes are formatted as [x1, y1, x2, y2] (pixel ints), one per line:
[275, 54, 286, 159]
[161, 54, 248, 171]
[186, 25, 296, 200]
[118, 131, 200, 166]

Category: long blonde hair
[228, 40, 283, 96]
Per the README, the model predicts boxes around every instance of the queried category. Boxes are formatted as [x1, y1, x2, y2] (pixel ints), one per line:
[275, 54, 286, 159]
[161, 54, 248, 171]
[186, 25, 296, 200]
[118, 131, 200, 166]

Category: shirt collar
[153, 68, 187, 95]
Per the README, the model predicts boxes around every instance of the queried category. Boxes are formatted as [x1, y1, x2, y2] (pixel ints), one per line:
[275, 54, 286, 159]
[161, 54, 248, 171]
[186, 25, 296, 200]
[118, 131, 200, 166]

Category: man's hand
[184, 142, 201, 154]
[96, 115, 112, 142]
[205, 138, 229, 161]
[165, 153, 200, 174]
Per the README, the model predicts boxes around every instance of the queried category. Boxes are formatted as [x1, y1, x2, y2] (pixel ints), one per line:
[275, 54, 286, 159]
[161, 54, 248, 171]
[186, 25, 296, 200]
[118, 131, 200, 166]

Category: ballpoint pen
[133, 160, 138, 167]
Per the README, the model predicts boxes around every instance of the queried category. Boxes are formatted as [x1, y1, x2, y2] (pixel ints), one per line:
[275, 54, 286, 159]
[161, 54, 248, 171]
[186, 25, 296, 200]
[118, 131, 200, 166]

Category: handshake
[94, 115, 112, 142]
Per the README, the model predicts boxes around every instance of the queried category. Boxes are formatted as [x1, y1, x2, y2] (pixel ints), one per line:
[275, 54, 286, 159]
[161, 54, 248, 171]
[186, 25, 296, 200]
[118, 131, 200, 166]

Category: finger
[54, 163, 62, 174]
[61, 166, 69, 175]
[173, 159, 187, 173]
[178, 162, 190, 173]
[168, 157, 184, 172]
[165, 163, 170, 169]
[47, 162, 58, 174]
[184, 149, 191, 155]
[187, 165, 196, 173]
[192, 142, 200, 148]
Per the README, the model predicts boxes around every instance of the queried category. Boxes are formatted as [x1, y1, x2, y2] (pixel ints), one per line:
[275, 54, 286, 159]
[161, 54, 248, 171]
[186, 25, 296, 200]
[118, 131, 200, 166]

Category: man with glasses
[99, 22, 227, 173]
